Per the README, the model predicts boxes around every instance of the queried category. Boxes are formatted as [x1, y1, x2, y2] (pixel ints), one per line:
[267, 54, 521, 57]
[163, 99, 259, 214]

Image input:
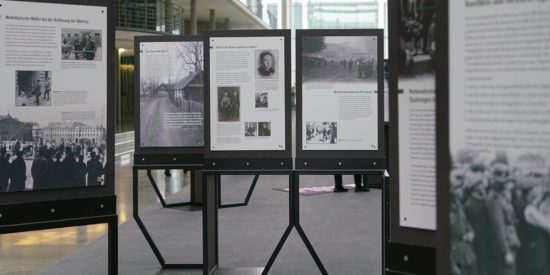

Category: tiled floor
[0, 155, 189, 274]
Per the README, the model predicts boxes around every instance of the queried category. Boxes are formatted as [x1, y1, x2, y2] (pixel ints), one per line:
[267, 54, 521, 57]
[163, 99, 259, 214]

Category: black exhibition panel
[202, 29, 296, 275]
[436, 0, 550, 274]
[133, 34, 205, 165]
[295, 29, 386, 171]
[133, 35, 207, 269]
[292, 29, 387, 274]
[385, 0, 437, 274]
[0, 0, 117, 273]
[203, 29, 293, 170]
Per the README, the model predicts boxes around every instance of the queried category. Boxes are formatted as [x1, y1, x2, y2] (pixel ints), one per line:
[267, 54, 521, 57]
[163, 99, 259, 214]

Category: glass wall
[289, 0, 388, 85]
[238, 0, 280, 29]
[116, 0, 184, 35]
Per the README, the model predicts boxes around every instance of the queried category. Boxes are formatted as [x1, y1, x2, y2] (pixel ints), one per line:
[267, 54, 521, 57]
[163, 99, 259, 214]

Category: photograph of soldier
[255, 92, 268, 108]
[450, 150, 550, 275]
[255, 50, 279, 79]
[244, 122, 257, 137]
[305, 122, 337, 144]
[139, 41, 204, 147]
[61, 29, 102, 61]
[397, 0, 435, 75]
[258, 122, 271, 137]
[302, 36, 377, 83]
[15, 71, 52, 107]
[0, 113, 107, 192]
[218, 86, 240, 122]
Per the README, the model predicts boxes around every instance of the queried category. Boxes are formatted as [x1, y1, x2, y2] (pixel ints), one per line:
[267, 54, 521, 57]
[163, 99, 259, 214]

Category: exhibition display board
[295, 29, 385, 170]
[203, 30, 292, 170]
[0, 0, 116, 273]
[385, 1, 436, 274]
[389, 0, 437, 233]
[134, 35, 204, 165]
[133, 35, 205, 269]
[437, 0, 550, 274]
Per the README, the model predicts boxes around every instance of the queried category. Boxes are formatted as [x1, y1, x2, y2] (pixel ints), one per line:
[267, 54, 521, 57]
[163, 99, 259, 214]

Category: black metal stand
[0, 197, 118, 275]
[203, 170, 295, 275]
[218, 174, 260, 208]
[263, 171, 328, 275]
[133, 165, 203, 269]
[146, 168, 202, 207]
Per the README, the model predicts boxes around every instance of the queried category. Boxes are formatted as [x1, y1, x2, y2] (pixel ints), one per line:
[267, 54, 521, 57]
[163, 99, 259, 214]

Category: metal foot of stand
[147, 169, 198, 208]
[262, 172, 328, 275]
[134, 166, 203, 269]
[218, 174, 260, 208]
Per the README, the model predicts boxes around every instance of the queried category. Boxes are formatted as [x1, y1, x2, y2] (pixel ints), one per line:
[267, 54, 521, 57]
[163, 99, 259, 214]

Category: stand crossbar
[218, 174, 260, 208]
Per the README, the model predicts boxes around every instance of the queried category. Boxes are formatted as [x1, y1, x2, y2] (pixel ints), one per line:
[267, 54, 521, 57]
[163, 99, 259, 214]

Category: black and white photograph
[397, 0, 435, 77]
[0, 113, 107, 192]
[258, 122, 271, 137]
[218, 86, 240, 122]
[61, 28, 102, 61]
[140, 41, 204, 147]
[244, 122, 257, 137]
[302, 36, 377, 83]
[306, 122, 337, 144]
[15, 71, 52, 107]
[255, 92, 268, 108]
[450, 150, 550, 275]
[255, 50, 279, 79]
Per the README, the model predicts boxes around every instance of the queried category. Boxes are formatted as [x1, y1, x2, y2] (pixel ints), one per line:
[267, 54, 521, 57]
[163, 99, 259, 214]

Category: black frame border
[203, 30, 293, 170]
[295, 29, 385, 170]
[133, 35, 205, 165]
[435, 0, 451, 274]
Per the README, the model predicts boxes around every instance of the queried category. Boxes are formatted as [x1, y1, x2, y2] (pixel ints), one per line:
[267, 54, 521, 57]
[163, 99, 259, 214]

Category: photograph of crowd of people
[302, 35, 377, 83]
[397, 0, 435, 76]
[15, 71, 52, 107]
[61, 28, 102, 61]
[218, 86, 240, 122]
[255, 50, 278, 79]
[306, 122, 337, 144]
[258, 122, 271, 137]
[140, 41, 204, 147]
[244, 122, 257, 137]
[450, 149, 550, 275]
[255, 92, 268, 108]
[0, 114, 107, 192]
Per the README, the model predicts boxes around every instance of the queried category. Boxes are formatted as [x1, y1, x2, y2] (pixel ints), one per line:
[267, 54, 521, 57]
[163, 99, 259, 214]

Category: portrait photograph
[255, 50, 279, 79]
[258, 122, 271, 137]
[244, 122, 257, 137]
[255, 92, 268, 108]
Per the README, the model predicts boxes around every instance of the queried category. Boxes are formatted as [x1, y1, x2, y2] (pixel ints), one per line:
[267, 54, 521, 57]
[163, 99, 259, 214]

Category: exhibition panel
[388, 0, 437, 237]
[203, 30, 292, 170]
[132, 35, 206, 269]
[295, 29, 385, 170]
[437, 0, 550, 274]
[384, 1, 437, 273]
[0, 0, 116, 273]
[0, 0, 112, 197]
[134, 35, 204, 163]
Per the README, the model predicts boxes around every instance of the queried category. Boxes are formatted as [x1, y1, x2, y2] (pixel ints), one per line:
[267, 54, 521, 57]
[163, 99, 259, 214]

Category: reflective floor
[0, 155, 189, 274]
